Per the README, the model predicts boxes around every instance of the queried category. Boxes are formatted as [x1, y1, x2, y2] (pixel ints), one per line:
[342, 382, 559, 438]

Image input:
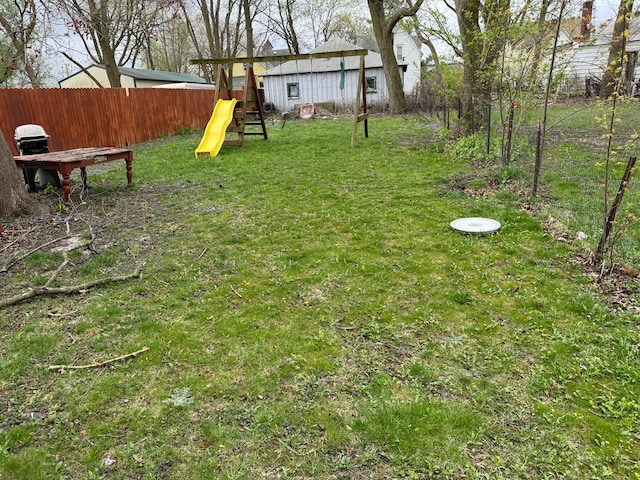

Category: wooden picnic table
[13, 147, 133, 205]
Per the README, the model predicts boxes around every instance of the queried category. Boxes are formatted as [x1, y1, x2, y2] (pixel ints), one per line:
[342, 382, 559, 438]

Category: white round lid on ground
[450, 217, 501, 234]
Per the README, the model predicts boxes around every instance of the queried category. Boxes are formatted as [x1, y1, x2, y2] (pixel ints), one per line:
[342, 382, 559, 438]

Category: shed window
[366, 76, 377, 93]
[287, 82, 300, 99]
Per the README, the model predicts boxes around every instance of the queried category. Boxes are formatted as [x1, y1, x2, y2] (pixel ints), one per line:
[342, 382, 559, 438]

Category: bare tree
[0, 0, 45, 87]
[51, 0, 180, 87]
[176, 0, 214, 82]
[146, 9, 197, 73]
[298, 0, 353, 47]
[195, 0, 244, 60]
[367, 0, 424, 114]
[262, 0, 302, 54]
[0, 134, 50, 219]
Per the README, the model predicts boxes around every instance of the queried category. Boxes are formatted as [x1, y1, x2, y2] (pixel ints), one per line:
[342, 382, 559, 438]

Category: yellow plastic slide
[195, 98, 238, 158]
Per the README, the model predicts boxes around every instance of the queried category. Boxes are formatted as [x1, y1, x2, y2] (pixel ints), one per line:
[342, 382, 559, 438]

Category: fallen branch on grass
[0, 266, 142, 308]
[229, 284, 243, 298]
[48, 346, 149, 372]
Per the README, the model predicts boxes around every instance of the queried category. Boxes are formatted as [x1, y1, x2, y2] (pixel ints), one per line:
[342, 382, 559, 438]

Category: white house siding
[262, 67, 388, 112]
[393, 30, 423, 94]
[560, 42, 612, 93]
[559, 17, 640, 94]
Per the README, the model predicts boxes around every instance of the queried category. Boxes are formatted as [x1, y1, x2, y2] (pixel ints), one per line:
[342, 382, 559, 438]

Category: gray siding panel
[263, 67, 388, 112]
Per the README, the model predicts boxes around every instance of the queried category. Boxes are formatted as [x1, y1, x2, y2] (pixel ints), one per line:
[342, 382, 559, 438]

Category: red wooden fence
[0, 88, 219, 155]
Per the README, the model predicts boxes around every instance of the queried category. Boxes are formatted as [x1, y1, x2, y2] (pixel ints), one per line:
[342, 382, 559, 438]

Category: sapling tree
[593, 2, 637, 274]
[495, 0, 561, 165]
[533, 0, 567, 196]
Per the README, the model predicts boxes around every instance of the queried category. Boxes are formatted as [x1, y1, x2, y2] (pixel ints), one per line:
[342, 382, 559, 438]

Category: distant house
[559, 12, 640, 95]
[59, 65, 208, 88]
[392, 29, 423, 95]
[229, 52, 271, 88]
[261, 37, 421, 112]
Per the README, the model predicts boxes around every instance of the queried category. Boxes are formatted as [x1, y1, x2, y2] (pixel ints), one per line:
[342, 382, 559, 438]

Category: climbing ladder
[215, 64, 268, 147]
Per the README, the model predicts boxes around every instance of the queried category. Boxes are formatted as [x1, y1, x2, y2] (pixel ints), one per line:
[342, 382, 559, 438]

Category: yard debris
[1, 222, 144, 308]
[48, 346, 149, 373]
[0, 264, 142, 308]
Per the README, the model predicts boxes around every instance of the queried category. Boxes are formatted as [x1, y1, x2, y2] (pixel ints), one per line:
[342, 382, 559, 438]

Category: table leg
[61, 174, 72, 204]
[126, 159, 133, 184]
[80, 167, 88, 190]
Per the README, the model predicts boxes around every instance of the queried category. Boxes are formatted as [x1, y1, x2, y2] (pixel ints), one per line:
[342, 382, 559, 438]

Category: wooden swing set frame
[191, 49, 369, 148]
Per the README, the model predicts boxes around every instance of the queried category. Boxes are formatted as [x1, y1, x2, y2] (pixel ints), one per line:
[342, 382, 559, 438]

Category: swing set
[191, 47, 370, 149]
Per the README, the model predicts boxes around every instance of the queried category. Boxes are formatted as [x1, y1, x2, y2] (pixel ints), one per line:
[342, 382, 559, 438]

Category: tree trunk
[99, 35, 122, 88]
[601, 0, 633, 99]
[455, 0, 508, 133]
[456, 0, 482, 131]
[368, 0, 424, 114]
[243, 0, 254, 56]
[0, 134, 50, 219]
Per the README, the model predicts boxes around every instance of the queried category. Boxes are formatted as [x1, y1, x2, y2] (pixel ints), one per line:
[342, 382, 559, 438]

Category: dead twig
[0, 266, 142, 308]
[48, 346, 149, 372]
[229, 284, 243, 298]
[45, 252, 71, 288]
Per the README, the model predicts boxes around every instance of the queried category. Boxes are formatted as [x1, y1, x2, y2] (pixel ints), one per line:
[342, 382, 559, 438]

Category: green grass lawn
[1, 112, 640, 479]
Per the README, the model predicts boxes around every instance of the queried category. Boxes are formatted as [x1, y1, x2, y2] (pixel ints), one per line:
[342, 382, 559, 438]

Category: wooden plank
[352, 55, 365, 148]
[191, 50, 368, 66]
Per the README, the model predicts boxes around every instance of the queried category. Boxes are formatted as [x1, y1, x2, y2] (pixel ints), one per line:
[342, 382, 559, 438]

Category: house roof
[261, 39, 390, 77]
[114, 66, 206, 83]
[59, 64, 206, 84]
[572, 15, 640, 47]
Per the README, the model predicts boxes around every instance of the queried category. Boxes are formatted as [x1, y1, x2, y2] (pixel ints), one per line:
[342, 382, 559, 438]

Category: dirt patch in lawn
[0, 179, 179, 320]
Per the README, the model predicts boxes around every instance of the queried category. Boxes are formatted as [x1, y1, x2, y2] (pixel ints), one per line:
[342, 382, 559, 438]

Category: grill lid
[14, 124, 49, 141]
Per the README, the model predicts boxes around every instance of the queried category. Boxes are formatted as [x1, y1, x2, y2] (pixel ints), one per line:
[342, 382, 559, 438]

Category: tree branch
[48, 346, 149, 372]
[0, 266, 142, 308]
[60, 52, 104, 87]
[386, 0, 425, 35]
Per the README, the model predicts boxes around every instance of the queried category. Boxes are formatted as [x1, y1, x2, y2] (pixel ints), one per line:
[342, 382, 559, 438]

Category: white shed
[261, 38, 409, 112]
[59, 65, 208, 88]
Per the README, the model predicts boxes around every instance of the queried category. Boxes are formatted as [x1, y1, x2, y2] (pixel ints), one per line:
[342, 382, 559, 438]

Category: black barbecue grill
[13, 124, 62, 191]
